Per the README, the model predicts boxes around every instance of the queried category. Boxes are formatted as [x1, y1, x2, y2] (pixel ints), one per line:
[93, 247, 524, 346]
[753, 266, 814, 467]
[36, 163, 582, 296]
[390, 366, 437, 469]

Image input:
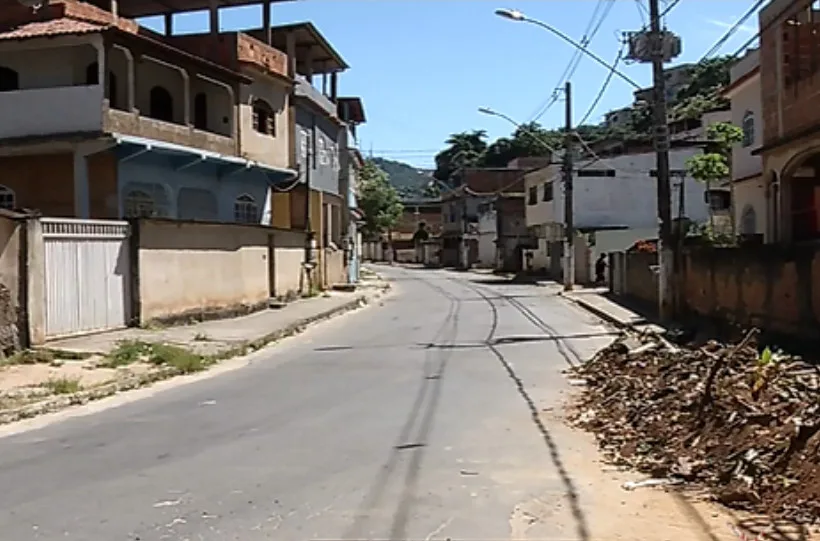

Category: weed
[42, 377, 82, 394]
[146, 344, 209, 374]
[4, 349, 55, 366]
[104, 341, 151, 367]
[193, 333, 211, 342]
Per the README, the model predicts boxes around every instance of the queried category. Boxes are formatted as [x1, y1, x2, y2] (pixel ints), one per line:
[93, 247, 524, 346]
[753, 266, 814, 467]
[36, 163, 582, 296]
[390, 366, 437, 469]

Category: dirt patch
[567, 330, 820, 525]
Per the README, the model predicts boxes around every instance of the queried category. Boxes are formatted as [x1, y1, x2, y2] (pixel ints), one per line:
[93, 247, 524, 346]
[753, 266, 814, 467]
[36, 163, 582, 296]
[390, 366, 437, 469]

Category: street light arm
[496, 9, 642, 90]
[478, 107, 559, 154]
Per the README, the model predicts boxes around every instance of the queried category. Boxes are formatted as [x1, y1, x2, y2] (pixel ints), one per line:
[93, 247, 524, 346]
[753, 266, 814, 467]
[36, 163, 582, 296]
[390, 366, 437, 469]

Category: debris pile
[569, 329, 820, 523]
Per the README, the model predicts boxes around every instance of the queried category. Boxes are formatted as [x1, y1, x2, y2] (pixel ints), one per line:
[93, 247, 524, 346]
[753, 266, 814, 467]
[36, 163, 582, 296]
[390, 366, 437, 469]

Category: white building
[723, 48, 765, 239]
[524, 145, 712, 280]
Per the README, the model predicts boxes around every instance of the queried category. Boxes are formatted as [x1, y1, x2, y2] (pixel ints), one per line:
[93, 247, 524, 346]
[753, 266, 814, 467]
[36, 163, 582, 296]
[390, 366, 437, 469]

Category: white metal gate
[42, 218, 131, 339]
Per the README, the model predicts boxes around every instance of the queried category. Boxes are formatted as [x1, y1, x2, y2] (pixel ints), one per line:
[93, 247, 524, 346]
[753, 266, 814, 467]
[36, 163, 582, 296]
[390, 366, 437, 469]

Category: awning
[112, 133, 298, 184]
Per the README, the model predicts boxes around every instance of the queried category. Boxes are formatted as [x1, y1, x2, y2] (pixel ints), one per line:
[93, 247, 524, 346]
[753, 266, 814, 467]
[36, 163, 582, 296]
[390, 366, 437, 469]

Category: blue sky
[141, 0, 762, 169]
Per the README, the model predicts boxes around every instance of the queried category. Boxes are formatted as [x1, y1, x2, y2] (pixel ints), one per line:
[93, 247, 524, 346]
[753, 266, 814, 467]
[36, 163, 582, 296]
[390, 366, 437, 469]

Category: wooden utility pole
[563, 81, 575, 291]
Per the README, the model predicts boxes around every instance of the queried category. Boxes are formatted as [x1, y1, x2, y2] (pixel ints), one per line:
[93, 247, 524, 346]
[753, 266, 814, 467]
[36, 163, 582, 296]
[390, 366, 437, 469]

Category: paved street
[0, 267, 620, 541]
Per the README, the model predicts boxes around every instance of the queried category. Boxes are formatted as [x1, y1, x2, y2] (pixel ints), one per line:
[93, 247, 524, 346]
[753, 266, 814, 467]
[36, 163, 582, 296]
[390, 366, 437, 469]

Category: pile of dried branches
[569, 329, 820, 523]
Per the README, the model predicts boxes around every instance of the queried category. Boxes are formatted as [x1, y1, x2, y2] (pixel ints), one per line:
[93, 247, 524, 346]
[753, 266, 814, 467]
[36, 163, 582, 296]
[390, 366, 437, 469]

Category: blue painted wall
[118, 154, 274, 223]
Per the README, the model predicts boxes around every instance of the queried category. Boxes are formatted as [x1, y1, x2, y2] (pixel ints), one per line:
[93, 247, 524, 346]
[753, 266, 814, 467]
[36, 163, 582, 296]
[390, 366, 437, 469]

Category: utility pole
[648, 0, 673, 321]
[563, 81, 575, 291]
[626, 1, 681, 321]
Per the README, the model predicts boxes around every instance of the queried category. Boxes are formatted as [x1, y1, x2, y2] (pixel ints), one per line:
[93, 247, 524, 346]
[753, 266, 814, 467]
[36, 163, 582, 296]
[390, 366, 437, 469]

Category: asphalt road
[0, 267, 618, 541]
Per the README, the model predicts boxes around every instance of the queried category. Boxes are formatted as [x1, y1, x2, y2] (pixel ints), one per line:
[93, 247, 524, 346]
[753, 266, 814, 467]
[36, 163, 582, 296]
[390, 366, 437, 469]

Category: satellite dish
[16, 0, 48, 12]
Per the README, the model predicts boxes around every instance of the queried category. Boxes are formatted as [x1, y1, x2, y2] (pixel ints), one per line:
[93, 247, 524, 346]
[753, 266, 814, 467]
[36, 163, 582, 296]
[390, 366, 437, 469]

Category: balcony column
[330, 71, 337, 102]
[262, 0, 272, 45]
[305, 47, 314, 84]
[114, 45, 136, 112]
[164, 13, 174, 35]
[322, 72, 327, 95]
[286, 32, 296, 78]
[110, 0, 118, 19]
[94, 41, 105, 92]
[181, 69, 191, 127]
[209, 0, 219, 35]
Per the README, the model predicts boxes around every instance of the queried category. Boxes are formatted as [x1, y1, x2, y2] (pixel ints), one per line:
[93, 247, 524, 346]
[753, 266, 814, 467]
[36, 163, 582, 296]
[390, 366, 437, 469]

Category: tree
[685, 122, 742, 239]
[357, 159, 404, 239]
[433, 130, 488, 182]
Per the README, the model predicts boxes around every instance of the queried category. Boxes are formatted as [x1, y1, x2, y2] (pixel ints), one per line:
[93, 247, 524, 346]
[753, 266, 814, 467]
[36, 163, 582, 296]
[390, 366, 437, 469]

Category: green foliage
[358, 159, 404, 238]
[685, 122, 743, 185]
[671, 57, 733, 120]
[370, 157, 434, 200]
[433, 130, 488, 182]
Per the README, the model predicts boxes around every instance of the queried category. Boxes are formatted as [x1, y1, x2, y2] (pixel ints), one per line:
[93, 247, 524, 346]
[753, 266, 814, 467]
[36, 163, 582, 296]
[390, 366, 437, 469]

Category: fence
[1, 214, 323, 346]
[610, 244, 820, 339]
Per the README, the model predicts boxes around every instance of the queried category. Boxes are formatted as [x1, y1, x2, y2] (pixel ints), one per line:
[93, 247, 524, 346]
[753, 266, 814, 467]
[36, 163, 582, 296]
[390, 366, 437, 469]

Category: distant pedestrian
[594, 254, 607, 285]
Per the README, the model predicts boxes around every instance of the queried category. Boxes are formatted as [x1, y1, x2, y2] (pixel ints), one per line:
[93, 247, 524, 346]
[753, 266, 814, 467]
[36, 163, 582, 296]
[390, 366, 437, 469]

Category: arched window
[740, 205, 757, 235]
[742, 111, 755, 147]
[0, 66, 19, 92]
[0, 185, 15, 210]
[252, 99, 275, 135]
[149, 86, 174, 122]
[193, 93, 208, 130]
[123, 190, 156, 218]
[234, 194, 258, 223]
[86, 62, 119, 108]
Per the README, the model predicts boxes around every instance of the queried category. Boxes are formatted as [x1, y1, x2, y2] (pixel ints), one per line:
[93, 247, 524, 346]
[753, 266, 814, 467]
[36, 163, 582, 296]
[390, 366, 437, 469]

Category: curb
[560, 293, 632, 330]
[0, 287, 389, 426]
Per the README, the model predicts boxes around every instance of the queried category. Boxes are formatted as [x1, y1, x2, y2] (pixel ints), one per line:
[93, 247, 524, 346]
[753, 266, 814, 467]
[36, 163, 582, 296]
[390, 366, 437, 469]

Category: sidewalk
[561, 288, 665, 334]
[0, 276, 389, 425]
[46, 285, 385, 356]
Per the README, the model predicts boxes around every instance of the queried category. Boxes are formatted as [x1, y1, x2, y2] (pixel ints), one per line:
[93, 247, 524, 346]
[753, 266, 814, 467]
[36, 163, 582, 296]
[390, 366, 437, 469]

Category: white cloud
[706, 18, 756, 35]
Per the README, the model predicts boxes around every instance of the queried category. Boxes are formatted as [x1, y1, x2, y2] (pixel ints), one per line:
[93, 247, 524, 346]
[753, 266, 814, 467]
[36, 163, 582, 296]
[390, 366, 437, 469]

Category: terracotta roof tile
[0, 17, 105, 41]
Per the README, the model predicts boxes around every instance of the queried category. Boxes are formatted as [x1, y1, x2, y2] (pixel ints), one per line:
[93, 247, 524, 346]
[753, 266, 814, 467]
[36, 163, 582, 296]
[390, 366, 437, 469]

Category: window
[149, 86, 173, 122]
[122, 182, 170, 218]
[318, 137, 328, 166]
[742, 111, 755, 147]
[194, 93, 208, 131]
[0, 185, 15, 210]
[300, 129, 310, 159]
[234, 194, 258, 223]
[542, 181, 554, 202]
[252, 99, 275, 135]
[0, 66, 19, 92]
[123, 190, 156, 218]
[528, 186, 537, 205]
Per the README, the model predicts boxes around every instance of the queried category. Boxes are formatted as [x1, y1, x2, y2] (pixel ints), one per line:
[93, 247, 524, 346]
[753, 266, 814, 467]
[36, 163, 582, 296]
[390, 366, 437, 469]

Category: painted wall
[295, 106, 341, 195]
[545, 149, 710, 229]
[238, 68, 289, 168]
[137, 219, 305, 322]
[524, 165, 561, 228]
[734, 177, 767, 236]
[118, 155, 273, 224]
[476, 206, 496, 268]
[729, 64, 763, 181]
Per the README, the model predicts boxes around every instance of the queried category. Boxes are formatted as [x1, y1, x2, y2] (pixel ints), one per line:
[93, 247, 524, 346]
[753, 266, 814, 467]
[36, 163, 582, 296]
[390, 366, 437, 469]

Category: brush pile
[569, 329, 820, 523]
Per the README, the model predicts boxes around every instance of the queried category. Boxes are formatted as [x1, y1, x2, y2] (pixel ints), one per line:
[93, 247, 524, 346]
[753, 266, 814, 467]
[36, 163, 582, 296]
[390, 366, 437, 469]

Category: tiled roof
[0, 17, 105, 41]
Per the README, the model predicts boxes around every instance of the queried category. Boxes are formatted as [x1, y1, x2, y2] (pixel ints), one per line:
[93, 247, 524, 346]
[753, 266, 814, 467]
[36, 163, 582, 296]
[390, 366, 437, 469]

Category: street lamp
[478, 106, 558, 154]
[494, 8, 642, 90]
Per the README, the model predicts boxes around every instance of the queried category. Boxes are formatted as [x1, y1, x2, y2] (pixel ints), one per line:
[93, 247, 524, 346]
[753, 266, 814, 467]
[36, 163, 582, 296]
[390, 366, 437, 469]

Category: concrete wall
[136, 219, 305, 323]
[238, 68, 290, 169]
[729, 54, 762, 181]
[476, 207, 496, 268]
[0, 215, 22, 352]
[614, 244, 820, 339]
[734, 177, 767, 236]
[323, 248, 346, 287]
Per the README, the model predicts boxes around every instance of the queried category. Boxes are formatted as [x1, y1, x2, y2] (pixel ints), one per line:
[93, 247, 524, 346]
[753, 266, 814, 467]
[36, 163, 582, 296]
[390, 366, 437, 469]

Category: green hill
[371, 157, 437, 200]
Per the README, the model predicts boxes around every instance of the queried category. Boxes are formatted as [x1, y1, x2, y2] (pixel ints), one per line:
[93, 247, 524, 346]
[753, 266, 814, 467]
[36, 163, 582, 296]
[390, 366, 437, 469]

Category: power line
[700, 0, 768, 60]
[527, 0, 615, 124]
[577, 42, 626, 126]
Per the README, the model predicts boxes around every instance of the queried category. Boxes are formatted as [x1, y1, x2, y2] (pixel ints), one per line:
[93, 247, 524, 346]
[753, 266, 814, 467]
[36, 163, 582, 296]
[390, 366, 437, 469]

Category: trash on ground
[568, 328, 820, 524]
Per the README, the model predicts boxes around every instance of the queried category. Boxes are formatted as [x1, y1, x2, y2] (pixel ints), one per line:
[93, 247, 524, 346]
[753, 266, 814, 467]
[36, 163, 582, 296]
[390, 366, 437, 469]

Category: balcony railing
[0, 85, 104, 140]
[104, 108, 236, 156]
[294, 75, 337, 118]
